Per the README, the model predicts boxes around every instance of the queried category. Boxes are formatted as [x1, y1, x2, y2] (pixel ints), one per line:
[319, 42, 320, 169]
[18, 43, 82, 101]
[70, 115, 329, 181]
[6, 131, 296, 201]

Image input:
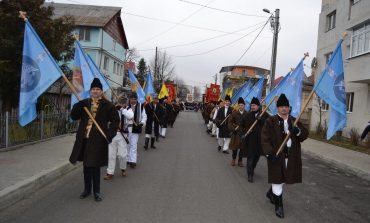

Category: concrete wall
[310, 0, 370, 137]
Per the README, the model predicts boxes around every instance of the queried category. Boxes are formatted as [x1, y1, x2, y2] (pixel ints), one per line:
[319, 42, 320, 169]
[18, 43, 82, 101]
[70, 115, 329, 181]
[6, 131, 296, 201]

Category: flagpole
[243, 96, 279, 138]
[19, 12, 109, 143]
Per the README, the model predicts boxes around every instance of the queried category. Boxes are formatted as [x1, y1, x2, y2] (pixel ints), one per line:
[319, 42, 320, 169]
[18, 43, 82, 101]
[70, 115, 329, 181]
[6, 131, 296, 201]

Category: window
[120, 65, 124, 76]
[326, 11, 336, 31]
[320, 99, 329, 111]
[346, 92, 354, 112]
[112, 40, 116, 51]
[79, 28, 90, 41]
[103, 56, 109, 70]
[325, 52, 333, 64]
[113, 61, 117, 74]
[351, 22, 370, 57]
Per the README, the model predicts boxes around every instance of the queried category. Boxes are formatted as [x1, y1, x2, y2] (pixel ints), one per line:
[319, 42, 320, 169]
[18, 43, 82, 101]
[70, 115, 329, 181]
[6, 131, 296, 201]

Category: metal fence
[0, 111, 78, 149]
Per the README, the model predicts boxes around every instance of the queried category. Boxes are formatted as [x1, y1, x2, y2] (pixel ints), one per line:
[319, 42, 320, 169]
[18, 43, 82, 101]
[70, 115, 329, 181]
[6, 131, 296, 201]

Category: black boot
[273, 194, 284, 218]
[266, 187, 275, 204]
[144, 138, 149, 150]
[151, 137, 156, 149]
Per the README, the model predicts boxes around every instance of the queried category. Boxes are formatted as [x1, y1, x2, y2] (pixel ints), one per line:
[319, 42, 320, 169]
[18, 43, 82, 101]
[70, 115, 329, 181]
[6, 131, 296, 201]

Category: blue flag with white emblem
[19, 20, 63, 126]
[244, 78, 265, 110]
[314, 39, 346, 140]
[143, 70, 156, 100]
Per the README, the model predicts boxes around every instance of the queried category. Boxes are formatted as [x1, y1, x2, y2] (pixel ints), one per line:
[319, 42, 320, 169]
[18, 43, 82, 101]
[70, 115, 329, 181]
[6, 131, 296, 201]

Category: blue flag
[19, 20, 63, 126]
[231, 80, 252, 104]
[244, 78, 265, 110]
[267, 59, 304, 117]
[314, 39, 346, 140]
[86, 54, 110, 92]
[128, 70, 146, 104]
[264, 71, 291, 114]
[143, 70, 156, 100]
[71, 41, 97, 107]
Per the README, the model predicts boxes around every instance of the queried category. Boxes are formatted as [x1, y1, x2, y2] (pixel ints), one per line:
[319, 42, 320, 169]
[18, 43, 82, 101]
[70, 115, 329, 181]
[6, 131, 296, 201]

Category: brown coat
[69, 98, 119, 167]
[261, 115, 308, 184]
[228, 110, 247, 150]
[240, 111, 270, 157]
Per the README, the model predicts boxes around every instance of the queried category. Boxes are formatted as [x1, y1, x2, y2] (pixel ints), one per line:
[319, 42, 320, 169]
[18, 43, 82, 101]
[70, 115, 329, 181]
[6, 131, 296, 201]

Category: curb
[302, 148, 370, 182]
[0, 161, 81, 211]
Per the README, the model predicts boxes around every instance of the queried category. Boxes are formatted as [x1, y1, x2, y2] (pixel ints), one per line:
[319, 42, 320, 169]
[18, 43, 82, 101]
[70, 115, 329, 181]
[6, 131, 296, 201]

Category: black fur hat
[90, 78, 102, 90]
[224, 95, 231, 102]
[237, 97, 245, 105]
[276, 94, 289, 107]
[251, 97, 260, 106]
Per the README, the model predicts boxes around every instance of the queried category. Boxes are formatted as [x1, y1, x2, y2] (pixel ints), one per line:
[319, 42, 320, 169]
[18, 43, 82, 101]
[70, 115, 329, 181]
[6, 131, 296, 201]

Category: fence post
[5, 111, 9, 148]
[40, 110, 44, 140]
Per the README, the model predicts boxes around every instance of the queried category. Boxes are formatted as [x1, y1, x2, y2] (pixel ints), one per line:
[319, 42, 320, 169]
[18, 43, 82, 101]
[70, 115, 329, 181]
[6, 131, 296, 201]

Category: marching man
[261, 94, 308, 218]
[215, 95, 233, 154]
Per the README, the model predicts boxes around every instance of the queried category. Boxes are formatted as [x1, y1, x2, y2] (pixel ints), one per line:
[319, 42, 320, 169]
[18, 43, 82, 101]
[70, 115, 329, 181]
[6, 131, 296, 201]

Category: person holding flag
[215, 95, 233, 154]
[144, 94, 164, 149]
[70, 78, 119, 202]
[241, 97, 270, 183]
[127, 92, 147, 168]
[261, 94, 308, 218]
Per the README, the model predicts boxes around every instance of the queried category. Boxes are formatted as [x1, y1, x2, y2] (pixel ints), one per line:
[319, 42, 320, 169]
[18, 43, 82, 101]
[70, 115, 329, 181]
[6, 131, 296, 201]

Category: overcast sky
[51, 0, 322, 88]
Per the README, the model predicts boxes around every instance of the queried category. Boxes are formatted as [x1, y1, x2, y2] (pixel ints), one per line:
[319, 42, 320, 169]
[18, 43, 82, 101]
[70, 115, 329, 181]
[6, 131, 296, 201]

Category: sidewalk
[0, 135, 369, 211]
[302, 138, 370, 181]
[0, 134, 80, 211]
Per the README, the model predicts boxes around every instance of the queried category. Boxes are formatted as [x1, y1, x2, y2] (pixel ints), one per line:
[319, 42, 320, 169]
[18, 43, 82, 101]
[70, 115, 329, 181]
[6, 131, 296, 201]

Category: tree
[0, 0, 75, 110]
[193, 86, 201, 102]
[124, 47, 140, 63]
[136, 58, 147, 86]
[150, 50, 175, 86]
[174, 76, 189, 101]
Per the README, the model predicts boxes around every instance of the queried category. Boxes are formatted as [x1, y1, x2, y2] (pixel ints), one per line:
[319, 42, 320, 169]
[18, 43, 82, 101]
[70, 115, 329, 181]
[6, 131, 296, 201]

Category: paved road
[1, 112, 370, 223]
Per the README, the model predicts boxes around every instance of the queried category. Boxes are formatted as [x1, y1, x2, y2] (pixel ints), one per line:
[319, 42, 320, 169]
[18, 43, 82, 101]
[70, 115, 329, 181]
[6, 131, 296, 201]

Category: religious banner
[206, 84, 220, 102]
[165, 83, 177, 102]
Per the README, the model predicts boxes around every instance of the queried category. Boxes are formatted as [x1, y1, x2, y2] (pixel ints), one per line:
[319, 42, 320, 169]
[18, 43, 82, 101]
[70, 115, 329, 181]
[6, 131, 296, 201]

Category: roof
[219, 65, 269, 73]
[47, 3, 120, 27]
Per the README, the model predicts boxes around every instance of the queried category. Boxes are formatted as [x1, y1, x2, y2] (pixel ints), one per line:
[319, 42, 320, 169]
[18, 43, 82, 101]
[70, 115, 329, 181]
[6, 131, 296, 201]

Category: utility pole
[215, 73, 218, 84]
[264, 8, 280, 92]
[154, 46, 158, 89]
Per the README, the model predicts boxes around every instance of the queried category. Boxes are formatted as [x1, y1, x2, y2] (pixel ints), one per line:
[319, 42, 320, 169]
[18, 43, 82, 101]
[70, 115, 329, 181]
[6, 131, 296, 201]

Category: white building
[310, 0, 370, 136]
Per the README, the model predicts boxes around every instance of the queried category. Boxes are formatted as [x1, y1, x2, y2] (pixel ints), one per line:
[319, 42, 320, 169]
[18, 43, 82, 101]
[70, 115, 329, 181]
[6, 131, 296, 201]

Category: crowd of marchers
[201, 94, 308, 219]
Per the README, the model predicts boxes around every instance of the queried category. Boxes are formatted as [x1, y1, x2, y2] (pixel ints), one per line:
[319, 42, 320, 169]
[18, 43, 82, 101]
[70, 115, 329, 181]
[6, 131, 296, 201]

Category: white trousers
[107, 133, 127, 175]
[271, 158, 288, 196]
[161, 128, 167, 137]
[219, 138, 230, 151]
[127, 132, 139, 163]
[207, 121, 213, 130]
[145, 123, 155, 138]
[212, 123, 217, 136]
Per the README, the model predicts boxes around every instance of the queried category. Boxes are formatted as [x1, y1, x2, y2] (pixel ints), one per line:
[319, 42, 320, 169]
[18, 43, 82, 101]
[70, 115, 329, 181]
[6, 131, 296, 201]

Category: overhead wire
[178, 0, 269, 18]
[233, 17, 270, 65]
[137, 21, 266, 52]
[170, 21, 267, 58]
[133, 0, 216, 46]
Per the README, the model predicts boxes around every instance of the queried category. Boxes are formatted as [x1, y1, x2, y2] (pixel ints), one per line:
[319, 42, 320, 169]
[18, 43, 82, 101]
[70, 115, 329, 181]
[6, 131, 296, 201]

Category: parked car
[184, 102, 195, 110]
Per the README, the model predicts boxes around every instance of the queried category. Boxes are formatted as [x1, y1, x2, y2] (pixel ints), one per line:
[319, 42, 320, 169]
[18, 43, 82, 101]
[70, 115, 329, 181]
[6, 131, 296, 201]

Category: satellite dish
[311, 57, 317, 68]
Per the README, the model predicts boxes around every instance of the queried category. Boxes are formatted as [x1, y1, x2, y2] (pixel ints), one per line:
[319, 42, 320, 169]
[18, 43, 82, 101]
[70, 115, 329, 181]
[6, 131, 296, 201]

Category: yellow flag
[158, 83, 169, 99]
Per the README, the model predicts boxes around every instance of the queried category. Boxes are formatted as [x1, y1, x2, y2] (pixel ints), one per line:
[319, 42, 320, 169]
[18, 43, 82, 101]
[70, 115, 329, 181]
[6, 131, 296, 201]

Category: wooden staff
[20, 12, 110, 143]
[220, 113, 231, 126]
[243, 96, 278, 138]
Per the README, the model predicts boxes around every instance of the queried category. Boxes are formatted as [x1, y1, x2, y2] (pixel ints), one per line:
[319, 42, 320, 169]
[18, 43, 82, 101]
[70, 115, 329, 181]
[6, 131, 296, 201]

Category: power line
[123, 11, 255, 38]
[137, 21, 266, 52]
[233, 18, 270, 65]
[170, 22, 266, 58]
[178, 0, 269, 18]
[133, 0, 215, 46]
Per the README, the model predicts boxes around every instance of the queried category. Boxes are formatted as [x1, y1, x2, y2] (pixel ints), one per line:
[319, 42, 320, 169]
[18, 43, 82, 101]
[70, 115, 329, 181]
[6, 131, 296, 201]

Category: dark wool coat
[69, 98, 119, 167]
[240, 111, 270, 158]
[228, 110, 247, 150]
[215, 106, 233, 138]
[167, 103, 177, 124]
[144, 102, 164, 136]
[261, 115, 308, 184]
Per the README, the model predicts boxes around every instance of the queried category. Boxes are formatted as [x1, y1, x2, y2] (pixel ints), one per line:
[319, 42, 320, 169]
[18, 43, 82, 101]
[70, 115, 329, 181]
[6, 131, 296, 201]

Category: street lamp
[263, 8, 280, 92]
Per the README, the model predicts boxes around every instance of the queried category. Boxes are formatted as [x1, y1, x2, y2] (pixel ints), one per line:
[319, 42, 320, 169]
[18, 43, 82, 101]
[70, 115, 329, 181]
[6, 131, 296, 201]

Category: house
[310, 0, 370, 136]
[219, 65, 269, 98]
[47, 2, 130, 106]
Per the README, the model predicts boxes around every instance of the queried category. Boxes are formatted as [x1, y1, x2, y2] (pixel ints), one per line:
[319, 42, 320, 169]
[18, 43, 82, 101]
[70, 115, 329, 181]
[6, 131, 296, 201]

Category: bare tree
[150, 50, 175, 83]
[174, 76, 188, 101]
[124, 47, 140, 63]
[193, 86, 201, 102]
